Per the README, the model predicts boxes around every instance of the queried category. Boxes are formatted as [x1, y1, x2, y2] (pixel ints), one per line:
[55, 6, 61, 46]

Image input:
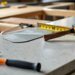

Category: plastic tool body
[0, 58, 41, 72]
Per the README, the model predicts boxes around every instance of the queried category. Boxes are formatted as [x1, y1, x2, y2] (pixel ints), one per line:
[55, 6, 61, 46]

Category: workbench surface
[0, 17, 75, 75]
[0, 33, 75, 75]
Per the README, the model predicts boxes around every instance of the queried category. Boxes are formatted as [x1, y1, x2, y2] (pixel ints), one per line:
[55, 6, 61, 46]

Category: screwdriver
[0, 58, 41, 72]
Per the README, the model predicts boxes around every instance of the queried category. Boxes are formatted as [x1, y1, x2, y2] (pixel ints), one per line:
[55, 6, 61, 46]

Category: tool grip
[6, 59, 41, 72]
[0, 58, 6, 64]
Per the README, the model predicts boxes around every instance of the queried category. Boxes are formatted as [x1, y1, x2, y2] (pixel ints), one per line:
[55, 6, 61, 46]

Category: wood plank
[0, 6, 43, 19]
[0, 2, 74, 20]
[44, 9, 75, 17]
[45, 2, 75, 9]
[43, 2, 75, 17]
[0, 17, 51, 32]
[0, 17, 50, 24]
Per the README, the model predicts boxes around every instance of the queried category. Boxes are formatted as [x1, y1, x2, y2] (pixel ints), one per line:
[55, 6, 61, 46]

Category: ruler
[38, 23, 70, 32]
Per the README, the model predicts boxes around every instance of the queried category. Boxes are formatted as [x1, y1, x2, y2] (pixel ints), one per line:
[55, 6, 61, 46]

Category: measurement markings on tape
[38, 23, 70, 32]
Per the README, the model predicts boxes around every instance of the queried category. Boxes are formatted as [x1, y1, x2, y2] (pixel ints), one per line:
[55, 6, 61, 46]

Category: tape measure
[38, 23, 70, 32]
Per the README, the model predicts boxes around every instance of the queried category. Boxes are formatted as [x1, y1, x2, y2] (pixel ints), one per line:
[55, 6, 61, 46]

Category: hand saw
[1, 22, 75, 43]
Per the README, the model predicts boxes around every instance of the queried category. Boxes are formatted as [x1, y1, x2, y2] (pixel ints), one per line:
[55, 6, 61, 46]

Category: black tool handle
[19, 23, 34, 29]
[6, 59, 41, 72]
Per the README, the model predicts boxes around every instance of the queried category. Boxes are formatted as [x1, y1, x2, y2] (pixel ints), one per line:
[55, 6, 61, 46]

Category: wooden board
[44, 9, 75, 17]
[43, 3, 75, 17]
[0, 2, 74, 19]
[0, 6, 43, 19]
[0, 17, 51, 32]
[0, 17, 50, 25]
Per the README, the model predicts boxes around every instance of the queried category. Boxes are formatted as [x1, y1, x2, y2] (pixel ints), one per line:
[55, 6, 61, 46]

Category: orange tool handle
[0, 58, 6, 64]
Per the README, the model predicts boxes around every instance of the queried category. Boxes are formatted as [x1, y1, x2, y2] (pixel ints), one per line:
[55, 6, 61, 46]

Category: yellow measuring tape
[38, 23, 70, 32]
